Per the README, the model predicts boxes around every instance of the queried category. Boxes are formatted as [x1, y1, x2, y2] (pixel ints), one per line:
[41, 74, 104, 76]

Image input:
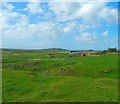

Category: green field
[2, 49, 118, 102]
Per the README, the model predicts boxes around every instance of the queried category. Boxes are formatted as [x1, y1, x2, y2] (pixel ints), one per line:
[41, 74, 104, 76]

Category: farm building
[69, 51, 100, 57]
[69, 51, 90, 56]
[69, 51, 81, 55]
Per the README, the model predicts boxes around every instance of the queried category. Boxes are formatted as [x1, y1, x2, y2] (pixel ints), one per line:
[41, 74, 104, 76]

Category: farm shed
[69, 51, 99, 57]
[69, 51, 89, 56]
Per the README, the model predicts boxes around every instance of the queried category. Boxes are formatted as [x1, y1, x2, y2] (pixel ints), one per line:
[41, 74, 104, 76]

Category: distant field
[2, 50, 118, 102]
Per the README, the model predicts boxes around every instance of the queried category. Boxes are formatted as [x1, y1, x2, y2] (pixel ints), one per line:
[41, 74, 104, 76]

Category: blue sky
[1, 1, 119, 50]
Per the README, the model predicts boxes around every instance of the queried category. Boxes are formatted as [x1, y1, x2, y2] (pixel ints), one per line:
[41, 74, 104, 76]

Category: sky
[1, 1, 119, 50]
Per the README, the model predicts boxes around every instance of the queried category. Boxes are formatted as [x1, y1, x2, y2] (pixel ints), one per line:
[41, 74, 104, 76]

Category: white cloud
[24, 2, 43, 14]
[99, 7, 118, 23]
[0, 3, 29, 34]
[49, 2, 81, 21]
[3, 21, 60, 40]
[1, 3, 60, 42]
[50, 0, 114, 2]
[75, 32, 98, 43]
[28, 22, 59, 37]
[102, 30, 109, 37]
[63, 22, 76, 33]
[74, 2, 106, 23]
[49, 2, 118, 24]
[28, 0, 41, 2]
[63, 21, 90, 34]
[64, 27, 71, 33]
[1, 2, 118, 49]
[3, 3, 15, 11]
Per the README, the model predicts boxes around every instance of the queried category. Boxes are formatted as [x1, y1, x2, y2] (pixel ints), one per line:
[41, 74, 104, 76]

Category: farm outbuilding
[69, 51, 99, 57]
[69, 51, 89, 56]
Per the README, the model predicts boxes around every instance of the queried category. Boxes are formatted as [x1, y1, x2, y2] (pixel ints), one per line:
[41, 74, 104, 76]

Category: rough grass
[2, 50, 118, 102]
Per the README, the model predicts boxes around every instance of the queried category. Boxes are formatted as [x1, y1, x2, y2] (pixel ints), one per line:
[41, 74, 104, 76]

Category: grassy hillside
[2, 50, 118, 102]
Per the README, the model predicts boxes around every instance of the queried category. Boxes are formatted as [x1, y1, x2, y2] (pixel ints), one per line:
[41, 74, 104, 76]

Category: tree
[107, 47, 117, 53]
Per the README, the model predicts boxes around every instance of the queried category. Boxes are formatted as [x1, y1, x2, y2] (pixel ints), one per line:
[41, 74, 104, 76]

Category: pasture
[2, 49, 118, 102]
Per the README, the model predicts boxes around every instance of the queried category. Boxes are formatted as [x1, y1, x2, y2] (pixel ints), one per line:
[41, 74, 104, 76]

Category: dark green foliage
[107, 47, 117, 53]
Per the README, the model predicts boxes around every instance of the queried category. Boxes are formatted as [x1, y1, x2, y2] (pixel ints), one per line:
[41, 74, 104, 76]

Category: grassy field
[2, 49, 118, 102]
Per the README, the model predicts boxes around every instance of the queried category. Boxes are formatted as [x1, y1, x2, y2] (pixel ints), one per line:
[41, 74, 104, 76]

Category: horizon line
[1, 47, 118, 51]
